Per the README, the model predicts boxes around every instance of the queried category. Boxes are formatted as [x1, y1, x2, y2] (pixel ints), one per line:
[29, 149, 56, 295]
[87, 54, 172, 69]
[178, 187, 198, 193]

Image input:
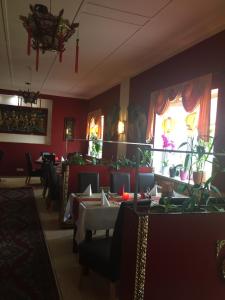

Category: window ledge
[155, 172, 194, 186]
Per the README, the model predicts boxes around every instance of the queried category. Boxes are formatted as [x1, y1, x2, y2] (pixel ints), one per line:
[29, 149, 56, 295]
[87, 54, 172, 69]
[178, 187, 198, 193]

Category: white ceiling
[1, 0, 225, 99]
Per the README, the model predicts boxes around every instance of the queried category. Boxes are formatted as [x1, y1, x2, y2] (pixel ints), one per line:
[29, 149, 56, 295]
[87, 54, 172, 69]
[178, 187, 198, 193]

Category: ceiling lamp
[20, 4, 79, 72]
[19, 82, 40, 105]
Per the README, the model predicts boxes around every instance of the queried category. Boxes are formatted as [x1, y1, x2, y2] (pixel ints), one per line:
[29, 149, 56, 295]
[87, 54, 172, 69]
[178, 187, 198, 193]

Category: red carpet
[0, 187, 60, 300]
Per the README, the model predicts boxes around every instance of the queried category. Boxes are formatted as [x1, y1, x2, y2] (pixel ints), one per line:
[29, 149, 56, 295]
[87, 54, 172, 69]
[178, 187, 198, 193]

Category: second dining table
[65, 192, 139, 251]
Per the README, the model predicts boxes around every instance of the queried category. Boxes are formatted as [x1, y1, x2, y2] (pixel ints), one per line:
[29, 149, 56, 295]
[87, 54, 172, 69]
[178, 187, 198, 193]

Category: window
[153, 89, 218, 180]
[88, 115, 104, 159]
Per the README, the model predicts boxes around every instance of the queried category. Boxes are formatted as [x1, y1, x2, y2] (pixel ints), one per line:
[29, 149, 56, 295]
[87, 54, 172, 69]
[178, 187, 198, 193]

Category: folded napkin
[149, 184, 160, 196]
[61, 156, 65, 162]
[101, 190, 110, 207]
[83, 184, 92, 196]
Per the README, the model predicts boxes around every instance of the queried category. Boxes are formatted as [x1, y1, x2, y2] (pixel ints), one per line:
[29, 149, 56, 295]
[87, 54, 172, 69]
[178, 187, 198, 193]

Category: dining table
[75, 200, 120, 244]
[64, 192, 141, 251]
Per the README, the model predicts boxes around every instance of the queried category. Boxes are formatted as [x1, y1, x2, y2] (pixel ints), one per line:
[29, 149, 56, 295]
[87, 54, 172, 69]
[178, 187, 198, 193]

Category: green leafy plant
[90, 135, 102, 158]
[179, 136, 214, 172]
[137, 147, 153, 167]
[68, 153, 85, 165]
[177, 160, 225, 211]
[111, 155, 136, 170]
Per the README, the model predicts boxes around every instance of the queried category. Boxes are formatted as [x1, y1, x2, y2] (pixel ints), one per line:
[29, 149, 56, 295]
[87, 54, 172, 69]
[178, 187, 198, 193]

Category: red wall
[0, 93, 88, 176]
[127, 30, 225, 158]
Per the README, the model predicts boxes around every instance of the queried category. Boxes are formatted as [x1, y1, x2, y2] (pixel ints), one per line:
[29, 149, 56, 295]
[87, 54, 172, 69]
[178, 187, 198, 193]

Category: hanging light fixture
[18, 82, 40, 105]
[162, 117, 175, 134]
[20, 3, 79, 72]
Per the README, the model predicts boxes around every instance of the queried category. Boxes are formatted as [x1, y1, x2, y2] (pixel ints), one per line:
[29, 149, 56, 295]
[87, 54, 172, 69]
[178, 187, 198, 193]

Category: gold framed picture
[64, 117, 75, 141]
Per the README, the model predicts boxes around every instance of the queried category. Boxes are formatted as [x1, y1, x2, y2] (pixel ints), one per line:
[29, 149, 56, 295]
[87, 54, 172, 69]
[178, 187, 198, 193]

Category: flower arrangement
[161, 134, 175, 172]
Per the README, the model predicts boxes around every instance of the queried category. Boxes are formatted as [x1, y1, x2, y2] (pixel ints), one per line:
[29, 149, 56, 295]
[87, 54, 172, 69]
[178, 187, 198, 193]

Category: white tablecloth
[75, 201, 120, 244]
[64, 193, 76, 222]
[63, 193, 102, 222]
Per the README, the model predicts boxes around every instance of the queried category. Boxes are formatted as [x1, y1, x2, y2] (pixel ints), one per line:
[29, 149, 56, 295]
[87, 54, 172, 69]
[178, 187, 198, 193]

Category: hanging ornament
[75, 38, 79, 73]
[20, 4, 79, 71]
[185, 112, 197, 132]
[162, 117, 175, 134]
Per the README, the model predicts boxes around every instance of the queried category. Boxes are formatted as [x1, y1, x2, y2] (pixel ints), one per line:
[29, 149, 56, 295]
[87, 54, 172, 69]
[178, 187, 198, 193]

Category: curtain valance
[146, 74, 212, 142]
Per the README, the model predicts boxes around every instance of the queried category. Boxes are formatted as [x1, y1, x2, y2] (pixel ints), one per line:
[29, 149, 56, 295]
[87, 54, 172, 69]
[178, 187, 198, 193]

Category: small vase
[162, 166, 169, 176]
[180, 170, 188, 181]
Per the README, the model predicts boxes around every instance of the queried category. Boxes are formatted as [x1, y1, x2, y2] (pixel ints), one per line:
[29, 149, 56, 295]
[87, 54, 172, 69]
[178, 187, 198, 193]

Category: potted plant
[68, 152, 85, 165]
[138, 147, 153, 167]
[111, 155, 136, 171]
[137, 147, 154, 172]
[192, 137, 214, 184]
[179, 137, 214, 184]
[169, 164, 182, 178]
[180, 153, 192, 181]
[90, 135, 102, 164]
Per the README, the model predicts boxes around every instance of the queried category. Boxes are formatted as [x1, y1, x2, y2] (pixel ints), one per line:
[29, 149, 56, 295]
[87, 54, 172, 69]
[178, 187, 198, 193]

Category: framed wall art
[0, 104, 48, 135]
[64, 117, 75, 141]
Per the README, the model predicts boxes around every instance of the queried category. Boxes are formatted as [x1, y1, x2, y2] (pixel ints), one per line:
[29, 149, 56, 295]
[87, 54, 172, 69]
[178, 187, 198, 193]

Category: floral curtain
[146, 74, 212, 142]
[86, 109, 102, 140]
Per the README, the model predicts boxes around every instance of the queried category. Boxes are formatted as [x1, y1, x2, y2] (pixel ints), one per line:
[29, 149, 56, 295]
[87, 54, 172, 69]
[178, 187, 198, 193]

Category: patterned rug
[0, 187, 60, 300]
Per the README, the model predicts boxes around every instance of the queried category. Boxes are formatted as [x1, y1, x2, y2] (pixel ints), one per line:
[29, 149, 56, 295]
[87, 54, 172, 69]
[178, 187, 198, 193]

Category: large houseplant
[179, 136, 214, 184]
[192, 137, 214, 184]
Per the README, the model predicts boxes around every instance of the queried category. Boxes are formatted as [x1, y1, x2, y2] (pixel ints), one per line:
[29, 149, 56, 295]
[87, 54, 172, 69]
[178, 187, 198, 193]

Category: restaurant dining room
[1, 0, 225, 299]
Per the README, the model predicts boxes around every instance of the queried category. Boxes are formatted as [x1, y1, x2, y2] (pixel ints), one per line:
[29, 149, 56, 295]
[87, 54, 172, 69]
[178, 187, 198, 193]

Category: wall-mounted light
[118, 120, 125, 134]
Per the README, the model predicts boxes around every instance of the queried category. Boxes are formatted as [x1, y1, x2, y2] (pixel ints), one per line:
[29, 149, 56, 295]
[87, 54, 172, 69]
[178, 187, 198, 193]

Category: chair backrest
[110, 199, 151, 280]
[42, 152, 55, 163]
[25, 152, 33, 174]
[44, 162, 60, 201]
[78, 172, 99, 193]
[110, 172, 130, 193]
[138, 173, 155, 193]
[0, 150, 4, 161]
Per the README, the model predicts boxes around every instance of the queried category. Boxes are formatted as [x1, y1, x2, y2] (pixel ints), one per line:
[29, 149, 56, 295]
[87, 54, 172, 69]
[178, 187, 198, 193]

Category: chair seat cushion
[79, 237, 113, 279]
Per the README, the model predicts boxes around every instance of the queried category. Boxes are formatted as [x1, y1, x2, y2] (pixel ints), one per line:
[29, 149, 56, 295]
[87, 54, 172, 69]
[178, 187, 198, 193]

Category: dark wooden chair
[110, 172, 130, 193]
[138, 173, 155, 193]
[46, 162, 60, 210]
[25, 152, 43, 184]
[78, 200, 151, 297]
[0, 150, 3, 181]
[78, 172, 99, 193]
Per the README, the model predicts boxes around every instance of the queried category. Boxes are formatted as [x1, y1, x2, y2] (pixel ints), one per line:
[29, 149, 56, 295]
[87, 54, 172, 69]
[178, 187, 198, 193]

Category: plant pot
[169, 167, 176, 178]
[180, 170, 188, 181]
[193, 171, 206, 185]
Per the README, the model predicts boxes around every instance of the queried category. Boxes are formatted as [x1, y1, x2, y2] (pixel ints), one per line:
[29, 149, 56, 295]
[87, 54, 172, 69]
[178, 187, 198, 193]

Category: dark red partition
[120, 209, 225, 300]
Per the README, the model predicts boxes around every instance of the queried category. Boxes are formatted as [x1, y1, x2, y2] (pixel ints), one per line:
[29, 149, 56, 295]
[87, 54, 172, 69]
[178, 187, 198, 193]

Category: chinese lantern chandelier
[19, 82, 40, 105]
[20, 4, 79, 72]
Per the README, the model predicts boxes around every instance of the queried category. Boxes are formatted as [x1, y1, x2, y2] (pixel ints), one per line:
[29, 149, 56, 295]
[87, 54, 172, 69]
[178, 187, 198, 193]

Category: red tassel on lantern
[59, 35, 63, 63]
[36, 44, 39, 72]
[27, 27, 31, 56]
[59, 50, 63, 63]
[75, 38, 79, 73]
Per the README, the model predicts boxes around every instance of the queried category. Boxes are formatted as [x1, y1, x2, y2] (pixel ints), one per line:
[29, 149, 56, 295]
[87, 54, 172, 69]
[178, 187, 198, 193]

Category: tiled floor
[0, 177, 111, 300]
